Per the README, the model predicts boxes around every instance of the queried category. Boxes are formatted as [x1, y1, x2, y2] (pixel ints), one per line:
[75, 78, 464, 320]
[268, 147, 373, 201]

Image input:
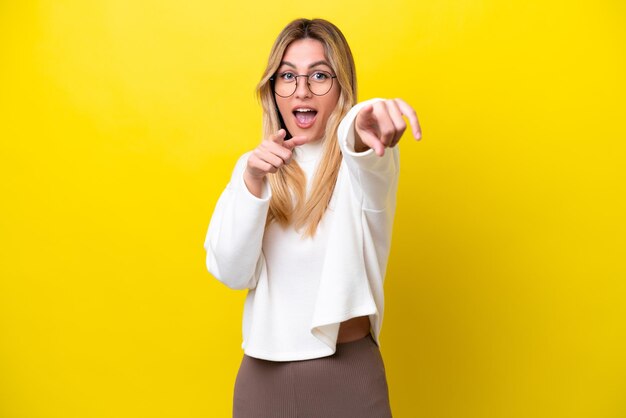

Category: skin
[354, 98, 422, 155]
[274, 39, 341, 145]
[244, 39, 421, 196]
[243, 38, 422, 342]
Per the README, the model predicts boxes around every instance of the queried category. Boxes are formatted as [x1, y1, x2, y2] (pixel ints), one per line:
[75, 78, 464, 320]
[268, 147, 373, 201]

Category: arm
[337, 98, 422, 211]
[203, 130, 306, 290]
[203, 152, 271, 290]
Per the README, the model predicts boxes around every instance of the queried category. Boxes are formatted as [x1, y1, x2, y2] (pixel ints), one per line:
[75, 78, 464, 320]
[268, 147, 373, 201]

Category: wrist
[243, 169, 265, 198]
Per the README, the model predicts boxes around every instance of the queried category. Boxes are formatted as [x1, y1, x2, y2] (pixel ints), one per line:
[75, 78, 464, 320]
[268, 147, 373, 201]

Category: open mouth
[293, 108, 318, 128]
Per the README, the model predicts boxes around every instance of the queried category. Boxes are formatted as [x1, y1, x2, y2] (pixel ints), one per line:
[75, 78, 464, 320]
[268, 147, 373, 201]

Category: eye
[310, 71, 329, 82]
[278, 72, 296, 82]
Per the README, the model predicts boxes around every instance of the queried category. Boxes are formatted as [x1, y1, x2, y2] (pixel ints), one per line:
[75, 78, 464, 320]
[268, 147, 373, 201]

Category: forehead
[280, 38, 329, 68]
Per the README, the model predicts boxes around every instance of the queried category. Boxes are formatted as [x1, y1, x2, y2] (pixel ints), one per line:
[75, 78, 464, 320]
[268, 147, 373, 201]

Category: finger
[358, 104, 377, 132]
[268, 129, 287, 144]
[282, 136, 307, 164]
[248, 155, 277, 176]
[385, 100, 407, 147]
[372, 102, 396, 147]
[264, 140, 293, 163]
[358, 129, 385, 157]
[259, 160, 278, 174]
[356, 104, 380, 142]
[283, 135, 308, 150]
[359, 104, 375, 122]
[255, 147, 285, 170]
[394, 98, 422, 140]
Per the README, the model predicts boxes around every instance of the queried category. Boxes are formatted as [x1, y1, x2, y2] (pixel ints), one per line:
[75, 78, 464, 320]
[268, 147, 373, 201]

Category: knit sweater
[204, 98, 399, 361]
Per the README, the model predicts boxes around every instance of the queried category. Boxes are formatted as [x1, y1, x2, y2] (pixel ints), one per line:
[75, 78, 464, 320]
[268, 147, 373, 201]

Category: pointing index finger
[269, 129, 287, 144]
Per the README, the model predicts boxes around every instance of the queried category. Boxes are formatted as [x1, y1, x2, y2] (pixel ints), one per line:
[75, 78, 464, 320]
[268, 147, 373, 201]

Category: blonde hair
[256, 18, 357, 237]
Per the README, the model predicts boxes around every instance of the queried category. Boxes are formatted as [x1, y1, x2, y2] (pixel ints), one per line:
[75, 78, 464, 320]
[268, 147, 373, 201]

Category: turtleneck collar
[293, 138, 325, 163]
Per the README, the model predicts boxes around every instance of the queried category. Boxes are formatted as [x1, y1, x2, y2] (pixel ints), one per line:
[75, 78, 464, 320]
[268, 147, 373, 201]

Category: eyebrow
[279, 60, 333, 70]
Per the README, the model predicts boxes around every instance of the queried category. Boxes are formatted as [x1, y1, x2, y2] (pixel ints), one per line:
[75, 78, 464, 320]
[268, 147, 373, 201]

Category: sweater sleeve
[337, 98, 400, 211]
[203, 151, 271, 290]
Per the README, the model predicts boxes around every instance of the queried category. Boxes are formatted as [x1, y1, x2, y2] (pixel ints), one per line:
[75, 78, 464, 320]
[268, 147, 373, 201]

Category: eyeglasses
[270, 70, 337, 97]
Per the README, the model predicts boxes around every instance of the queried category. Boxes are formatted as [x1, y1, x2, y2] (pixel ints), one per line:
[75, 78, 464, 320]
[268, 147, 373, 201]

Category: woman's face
[274, 38, 340, 143]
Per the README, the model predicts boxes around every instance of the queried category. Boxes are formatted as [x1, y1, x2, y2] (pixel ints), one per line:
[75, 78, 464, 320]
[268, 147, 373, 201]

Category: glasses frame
[270, 71, 338, 98]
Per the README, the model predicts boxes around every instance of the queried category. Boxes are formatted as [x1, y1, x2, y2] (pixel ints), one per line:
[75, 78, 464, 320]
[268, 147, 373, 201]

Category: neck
[294, 138, 324, 162]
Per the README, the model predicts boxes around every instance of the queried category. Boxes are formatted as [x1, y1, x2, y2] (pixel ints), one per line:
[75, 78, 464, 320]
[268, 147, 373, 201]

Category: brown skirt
[233, 333, 392, 418]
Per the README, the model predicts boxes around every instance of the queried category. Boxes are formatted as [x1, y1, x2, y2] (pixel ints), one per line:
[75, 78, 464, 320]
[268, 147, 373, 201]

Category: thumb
[359, 129, 385, 157]
[283, 135, 308, 150]
[357, 104, 374, 125]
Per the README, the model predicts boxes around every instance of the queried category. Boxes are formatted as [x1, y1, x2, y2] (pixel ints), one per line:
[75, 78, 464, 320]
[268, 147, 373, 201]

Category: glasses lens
[273, 71, 334, 97]
[309, 71, 333, 96]
[274, 73, 296, 97]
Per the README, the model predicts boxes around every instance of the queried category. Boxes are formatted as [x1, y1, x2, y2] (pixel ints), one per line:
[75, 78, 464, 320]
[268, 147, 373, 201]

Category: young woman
[204, 18, 421, 418]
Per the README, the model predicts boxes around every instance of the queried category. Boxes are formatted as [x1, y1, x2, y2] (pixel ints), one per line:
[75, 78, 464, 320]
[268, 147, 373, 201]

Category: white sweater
[204, 99, 399, 361]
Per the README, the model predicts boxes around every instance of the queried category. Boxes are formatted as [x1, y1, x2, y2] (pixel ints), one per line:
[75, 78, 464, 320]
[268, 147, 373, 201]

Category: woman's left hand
[354, 98, 422, 156]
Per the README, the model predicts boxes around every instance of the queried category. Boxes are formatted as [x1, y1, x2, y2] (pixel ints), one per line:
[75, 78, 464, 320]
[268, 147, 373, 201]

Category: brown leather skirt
[233, 333, 392, 418]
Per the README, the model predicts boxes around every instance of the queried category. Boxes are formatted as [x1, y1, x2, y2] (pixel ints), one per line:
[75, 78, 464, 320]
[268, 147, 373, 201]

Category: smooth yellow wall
[1, 1, 625, 417]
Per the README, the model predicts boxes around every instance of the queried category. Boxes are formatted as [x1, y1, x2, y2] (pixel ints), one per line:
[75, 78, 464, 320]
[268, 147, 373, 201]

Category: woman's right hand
[244, 129, 306, 197]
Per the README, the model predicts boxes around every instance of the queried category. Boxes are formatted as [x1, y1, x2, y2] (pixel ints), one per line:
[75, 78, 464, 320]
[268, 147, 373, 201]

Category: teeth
[295, 108, 315, 112]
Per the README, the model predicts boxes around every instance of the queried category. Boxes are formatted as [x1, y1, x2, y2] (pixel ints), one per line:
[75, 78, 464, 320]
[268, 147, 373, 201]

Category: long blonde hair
[256, 18, 357, 237]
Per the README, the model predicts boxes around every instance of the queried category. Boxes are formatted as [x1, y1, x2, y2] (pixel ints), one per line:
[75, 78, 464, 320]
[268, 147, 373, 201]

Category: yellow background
[1, 1, 625, 417]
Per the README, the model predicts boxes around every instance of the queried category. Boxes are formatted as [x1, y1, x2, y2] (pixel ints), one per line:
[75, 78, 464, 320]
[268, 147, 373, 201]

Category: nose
[294, 76, 312, 99]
